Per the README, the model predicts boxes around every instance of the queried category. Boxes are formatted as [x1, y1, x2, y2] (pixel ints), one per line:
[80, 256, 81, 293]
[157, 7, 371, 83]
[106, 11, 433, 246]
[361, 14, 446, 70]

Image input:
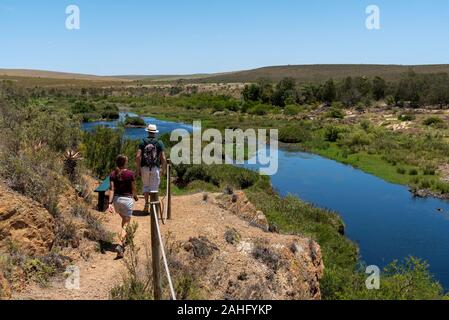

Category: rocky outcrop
[0, 184, 55, 255]
[217, 191, 270, 231]
[164, 193, 324, 300]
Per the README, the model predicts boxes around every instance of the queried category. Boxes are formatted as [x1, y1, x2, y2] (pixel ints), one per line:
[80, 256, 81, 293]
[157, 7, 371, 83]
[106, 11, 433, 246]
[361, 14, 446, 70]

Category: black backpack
[142, 140, 159, 168]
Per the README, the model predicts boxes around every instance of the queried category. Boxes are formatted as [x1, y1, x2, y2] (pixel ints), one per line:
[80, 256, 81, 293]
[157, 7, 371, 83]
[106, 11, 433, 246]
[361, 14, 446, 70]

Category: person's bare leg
[116, 216, 131, 259]
[120, 216, 131, 245]
[144, 192, 150, 213]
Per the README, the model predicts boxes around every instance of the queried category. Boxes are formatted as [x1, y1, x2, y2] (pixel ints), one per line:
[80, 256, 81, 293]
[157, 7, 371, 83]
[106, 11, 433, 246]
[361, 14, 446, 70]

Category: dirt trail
[14, 192, 323, 300]
[14, 194, 158, 300]
[14, 193, 229, 300]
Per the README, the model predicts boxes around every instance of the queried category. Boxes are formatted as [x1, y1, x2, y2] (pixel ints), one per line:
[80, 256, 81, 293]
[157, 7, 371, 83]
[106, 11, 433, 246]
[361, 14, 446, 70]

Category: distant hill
[194, 64, 449, 84]
[3, 65, 449, 87]
[0, 69, 129, 82]
[113, 74, 214, 81]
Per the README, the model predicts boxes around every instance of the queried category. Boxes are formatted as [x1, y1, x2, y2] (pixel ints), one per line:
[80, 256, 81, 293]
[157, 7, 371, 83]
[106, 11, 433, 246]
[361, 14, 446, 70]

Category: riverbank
[81, 121, 449, 299]
[123, 102, 449, 201]
[312, 145, 449, 201]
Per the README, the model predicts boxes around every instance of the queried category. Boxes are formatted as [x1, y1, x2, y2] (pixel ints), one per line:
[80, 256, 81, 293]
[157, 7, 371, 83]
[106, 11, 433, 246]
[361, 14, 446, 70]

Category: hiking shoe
[115, 245, 125, 260]
[143, 203, 149, 215]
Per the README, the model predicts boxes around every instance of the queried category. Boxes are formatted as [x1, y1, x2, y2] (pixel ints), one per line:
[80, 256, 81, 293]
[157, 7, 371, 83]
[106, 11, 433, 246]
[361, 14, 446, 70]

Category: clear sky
[1, 0, 448, 75]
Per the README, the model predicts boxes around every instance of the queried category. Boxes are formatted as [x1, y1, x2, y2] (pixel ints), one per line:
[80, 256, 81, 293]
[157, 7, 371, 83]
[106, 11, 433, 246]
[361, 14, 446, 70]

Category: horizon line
[2, 63, 449, 78]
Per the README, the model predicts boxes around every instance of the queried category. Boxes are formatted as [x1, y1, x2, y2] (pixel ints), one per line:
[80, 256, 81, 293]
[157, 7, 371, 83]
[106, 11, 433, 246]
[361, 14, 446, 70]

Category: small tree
[372, 76, 387, 100]
[321, 79, 336, 105]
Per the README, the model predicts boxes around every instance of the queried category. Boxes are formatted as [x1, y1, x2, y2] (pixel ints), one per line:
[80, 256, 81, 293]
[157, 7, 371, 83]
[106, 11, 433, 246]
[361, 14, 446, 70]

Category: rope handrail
[151, 202, 177, 300]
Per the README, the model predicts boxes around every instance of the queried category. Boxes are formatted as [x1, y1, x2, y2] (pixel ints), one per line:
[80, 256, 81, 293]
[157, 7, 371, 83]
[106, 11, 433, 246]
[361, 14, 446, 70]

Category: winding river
[83, 114, 449, 289]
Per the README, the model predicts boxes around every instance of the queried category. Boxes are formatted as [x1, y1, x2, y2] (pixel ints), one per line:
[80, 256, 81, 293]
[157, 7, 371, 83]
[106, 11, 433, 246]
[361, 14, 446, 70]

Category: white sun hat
[145, 124, 159, 134]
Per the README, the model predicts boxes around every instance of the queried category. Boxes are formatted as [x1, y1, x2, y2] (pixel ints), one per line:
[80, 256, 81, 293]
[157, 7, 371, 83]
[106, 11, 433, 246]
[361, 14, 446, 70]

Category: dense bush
[71, 100, 120, 122]
[279, 124, 312, 143]
[82, 126, 139, 178]
[423, 117, 444, 127]
[327, 107, 345, 119]
[124, 116, 146, 127]
[174, 164, 259, 190]
[398, 114, 416, 122]
[324, 126, 343, 142]
[71, 101, 96, 114]
[284, 104, 302, 116]
[0, 100, 81, 214]
[248, 103, 272, 115]
[242, 71, 449, 109]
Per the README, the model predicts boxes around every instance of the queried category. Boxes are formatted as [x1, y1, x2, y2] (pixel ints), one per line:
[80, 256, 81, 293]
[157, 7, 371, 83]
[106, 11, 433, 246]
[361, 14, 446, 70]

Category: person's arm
[108, 179, 115, 213]
[136, 149, 142, 176]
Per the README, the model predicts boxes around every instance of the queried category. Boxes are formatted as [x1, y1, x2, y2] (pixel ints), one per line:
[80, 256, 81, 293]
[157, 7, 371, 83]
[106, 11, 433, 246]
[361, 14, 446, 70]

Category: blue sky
[1, 0, 448, 75]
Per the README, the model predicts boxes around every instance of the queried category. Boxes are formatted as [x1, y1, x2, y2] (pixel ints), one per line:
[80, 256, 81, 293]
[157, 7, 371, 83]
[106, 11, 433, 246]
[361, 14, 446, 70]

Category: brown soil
[12, 192, 323, 300]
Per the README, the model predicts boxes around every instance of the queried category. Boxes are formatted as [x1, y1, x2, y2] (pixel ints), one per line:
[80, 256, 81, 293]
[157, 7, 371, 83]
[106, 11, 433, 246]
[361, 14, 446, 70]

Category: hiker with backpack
[108, 155, 138, 259]
[136, 124, 167, 214]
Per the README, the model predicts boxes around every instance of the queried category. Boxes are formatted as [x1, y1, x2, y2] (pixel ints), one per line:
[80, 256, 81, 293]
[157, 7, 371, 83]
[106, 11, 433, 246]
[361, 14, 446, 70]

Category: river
[83, 114, 449, 289]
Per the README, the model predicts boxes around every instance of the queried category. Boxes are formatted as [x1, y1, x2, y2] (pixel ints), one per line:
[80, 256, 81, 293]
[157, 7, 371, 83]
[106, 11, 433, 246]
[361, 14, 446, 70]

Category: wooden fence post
[150, 193, 162, 300]
[167, 159, 172, 220]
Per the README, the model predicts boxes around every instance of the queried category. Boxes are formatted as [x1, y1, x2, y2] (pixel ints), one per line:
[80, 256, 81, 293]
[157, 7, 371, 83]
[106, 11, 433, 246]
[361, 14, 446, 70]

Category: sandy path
[14, 191, 322, 300]
[14, 193, 215, 300]
[14, 196, 153, 300]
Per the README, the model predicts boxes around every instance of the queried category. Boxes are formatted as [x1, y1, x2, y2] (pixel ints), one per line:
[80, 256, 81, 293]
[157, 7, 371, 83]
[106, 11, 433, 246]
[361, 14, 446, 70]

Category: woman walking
[108, 155, 138, 259]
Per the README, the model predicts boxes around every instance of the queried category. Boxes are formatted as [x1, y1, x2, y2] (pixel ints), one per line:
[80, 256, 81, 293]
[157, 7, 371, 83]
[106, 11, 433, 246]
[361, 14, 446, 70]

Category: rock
[237, 272, 249, 281]
[0, 273, 11, 300]
[138, 191, 325, 300]
[218, 191, 270, 231]
[225, 228, 241, 245]
[0, 184, 55, 255]
[223, 185, 234, 195]
[268, 224, 280, 234]
[183, 242, 194, 252]
[188, 236, 219, 258]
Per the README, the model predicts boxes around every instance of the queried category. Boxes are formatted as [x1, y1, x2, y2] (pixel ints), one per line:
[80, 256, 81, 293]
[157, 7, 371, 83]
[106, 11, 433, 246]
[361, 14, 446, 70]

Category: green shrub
[327, 107, 345, 119]
[420, 180, 432, 189]
[336, 258, 445, 300]
[338, 130, 372, 152]
[71, 101, 96, 114]
[398, 114, 416, 122]
[183, 166, 213, 185]
[82, 126, 139, 178]
[423, 165, 436, 176]
[396, 167, 406, 175]
[284, 104, 302, 116]
[124, 116, 146, 127]
[360, 120, 372, 132]
[101, 110, 120, 120]
[433, 181, 449, 194]
[0, 147, 63, 216]
[409, 169, 419, 176]
[324, 126, 341, 142]
[423, 117, 444, 126]
[248, 103, 271, 116]
[279, 124, 312, 143]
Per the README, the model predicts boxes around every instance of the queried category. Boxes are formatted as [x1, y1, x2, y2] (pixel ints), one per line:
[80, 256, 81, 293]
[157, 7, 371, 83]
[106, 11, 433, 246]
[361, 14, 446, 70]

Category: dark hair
[114, 155, 128, 180]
